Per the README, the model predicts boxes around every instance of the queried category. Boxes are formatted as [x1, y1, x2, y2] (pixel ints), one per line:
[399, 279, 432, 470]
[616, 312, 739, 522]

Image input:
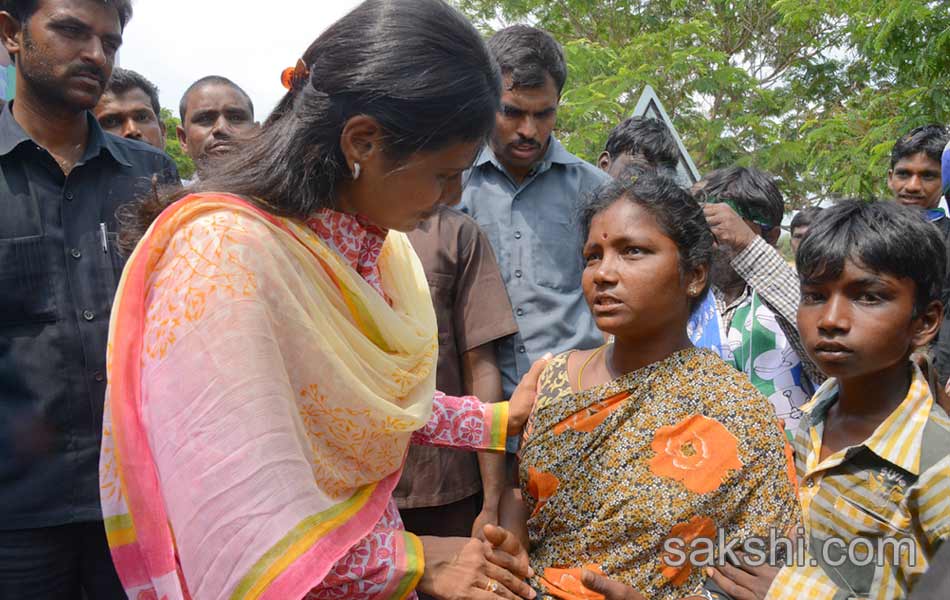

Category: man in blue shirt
[461, 25, 609, 399]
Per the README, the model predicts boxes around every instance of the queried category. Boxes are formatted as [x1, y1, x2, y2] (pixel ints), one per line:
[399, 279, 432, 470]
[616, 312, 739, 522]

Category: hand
[707, 553, 780, 600]
[579, 570, 647, 600]
[508, 354, 552, 437]
[703, 203, 759, 255]
[483, 524, 532, 581]
[472, 507, 499, 541]
[417, 533, 536, 600]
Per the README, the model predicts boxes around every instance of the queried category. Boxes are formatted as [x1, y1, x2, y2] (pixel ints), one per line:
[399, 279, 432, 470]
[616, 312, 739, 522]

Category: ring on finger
[484, 578, 499, 593]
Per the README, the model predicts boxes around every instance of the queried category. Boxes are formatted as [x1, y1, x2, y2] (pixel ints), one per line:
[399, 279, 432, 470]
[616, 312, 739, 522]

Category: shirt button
[516, 308, 524, 317]
[94, 371, 105, 382]
[518, 346, 527, 354]
[70, 248, 82, 259]
[65, 191, 74, 201]
[514, 270, 523, 278]
[514, 231, 522, 240]
[82, 310, 95, 321]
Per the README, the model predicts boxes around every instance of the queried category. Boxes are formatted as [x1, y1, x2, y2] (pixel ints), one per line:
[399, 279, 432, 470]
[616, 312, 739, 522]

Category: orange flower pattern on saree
[648, 414, 744, 494]
[658, 516, 717, 586]
[527, 468, 561, 518]
[540, 565, 606, 600]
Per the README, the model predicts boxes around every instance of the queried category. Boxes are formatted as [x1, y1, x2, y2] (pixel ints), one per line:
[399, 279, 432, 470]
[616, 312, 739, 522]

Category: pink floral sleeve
[410, 392, 509, 452]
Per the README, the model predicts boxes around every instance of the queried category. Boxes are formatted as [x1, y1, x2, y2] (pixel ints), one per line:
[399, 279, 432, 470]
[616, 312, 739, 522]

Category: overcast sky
[120, 0, 364, 120]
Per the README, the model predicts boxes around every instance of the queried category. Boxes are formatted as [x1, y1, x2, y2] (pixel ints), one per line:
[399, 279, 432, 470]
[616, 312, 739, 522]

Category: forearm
[465, 344, 508, 512]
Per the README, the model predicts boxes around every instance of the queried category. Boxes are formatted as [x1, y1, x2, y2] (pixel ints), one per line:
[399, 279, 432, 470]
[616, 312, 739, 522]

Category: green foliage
[454, 0, 950, 208]
[160, 108, 195, 181]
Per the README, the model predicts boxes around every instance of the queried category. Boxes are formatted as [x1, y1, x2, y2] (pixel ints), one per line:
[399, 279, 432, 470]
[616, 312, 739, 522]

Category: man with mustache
[888, 125, 950, 386]
[177, 75, 257, 181]
[0, 1, 178, 597]
[461, 25, 608, 415]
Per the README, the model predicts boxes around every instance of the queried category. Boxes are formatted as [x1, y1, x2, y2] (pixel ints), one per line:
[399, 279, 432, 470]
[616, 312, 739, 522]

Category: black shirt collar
[0, 101, 132, 167]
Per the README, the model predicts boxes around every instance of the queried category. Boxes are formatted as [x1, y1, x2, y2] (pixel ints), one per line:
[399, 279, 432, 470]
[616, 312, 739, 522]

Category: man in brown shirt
[399, 205, 518, 552]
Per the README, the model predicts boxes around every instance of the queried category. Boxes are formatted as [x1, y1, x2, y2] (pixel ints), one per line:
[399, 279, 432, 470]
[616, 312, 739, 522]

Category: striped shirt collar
[801, 363, 933, 476]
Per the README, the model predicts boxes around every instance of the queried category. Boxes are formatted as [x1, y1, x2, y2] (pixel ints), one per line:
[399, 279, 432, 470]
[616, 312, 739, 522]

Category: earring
[352, 162, 361, 180]
[689, 287, 699, 296]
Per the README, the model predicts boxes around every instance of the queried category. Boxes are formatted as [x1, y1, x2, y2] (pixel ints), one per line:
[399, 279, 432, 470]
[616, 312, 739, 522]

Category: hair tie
[281, 58, 310, 91]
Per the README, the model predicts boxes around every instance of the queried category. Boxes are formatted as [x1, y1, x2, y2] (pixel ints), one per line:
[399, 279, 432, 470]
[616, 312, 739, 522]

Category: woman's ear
[912, 299, 944, 350]
[339, 115, 384, 174]
[685, 263, 709, 299]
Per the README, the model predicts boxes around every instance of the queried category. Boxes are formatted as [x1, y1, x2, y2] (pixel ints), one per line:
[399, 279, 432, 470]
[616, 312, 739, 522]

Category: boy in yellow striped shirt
[709, 200, 950, 600]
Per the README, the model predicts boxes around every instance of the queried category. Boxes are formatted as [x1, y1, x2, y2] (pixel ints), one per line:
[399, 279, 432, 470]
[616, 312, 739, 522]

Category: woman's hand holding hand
[507, 355, 552, 437]
[418, 527, 536, 600]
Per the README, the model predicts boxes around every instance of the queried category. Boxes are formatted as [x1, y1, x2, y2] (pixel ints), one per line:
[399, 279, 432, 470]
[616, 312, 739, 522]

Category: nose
[593, 253, 619, 286]
[121, 118, 142, 140]
[516, 116, 538, 142]
[79, 37, 108, 70]
[817, 294, 850, 335]
[211, 115, 233, 139]
[905, 174, 923, 193]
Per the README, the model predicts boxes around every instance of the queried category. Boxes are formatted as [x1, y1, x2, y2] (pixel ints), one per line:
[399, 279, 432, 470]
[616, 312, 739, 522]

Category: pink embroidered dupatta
[99, 194, 439, 600]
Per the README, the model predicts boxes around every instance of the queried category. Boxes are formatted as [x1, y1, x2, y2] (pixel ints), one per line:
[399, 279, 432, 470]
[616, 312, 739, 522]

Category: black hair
[790, 205, 823, 232]
[487, 25, 566, 94]
[579, 173, 714, 310]
[120, 0, 500, 254]
[178, 75, 254, 122]
[890, 124, 949, 168]
[693, 166, 785, 228]
[1, 0, 132, 29]
[797, 200, 946, 315]
[105, 67, 161, 117]
[604, 117, 679, 171]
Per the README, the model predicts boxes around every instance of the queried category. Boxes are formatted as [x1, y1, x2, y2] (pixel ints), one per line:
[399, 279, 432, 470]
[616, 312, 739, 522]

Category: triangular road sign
[632, 85, 700, 186]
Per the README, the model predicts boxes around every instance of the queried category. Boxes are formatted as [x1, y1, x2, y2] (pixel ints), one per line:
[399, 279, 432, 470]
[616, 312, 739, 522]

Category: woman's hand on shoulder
[417, 526, 536, 600]
[508, 355, 552, 437]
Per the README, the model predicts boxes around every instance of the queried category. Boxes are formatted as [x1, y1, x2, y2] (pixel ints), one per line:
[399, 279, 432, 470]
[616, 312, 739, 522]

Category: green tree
[161, 107, 195, 181]
[455, 0, 950, 208]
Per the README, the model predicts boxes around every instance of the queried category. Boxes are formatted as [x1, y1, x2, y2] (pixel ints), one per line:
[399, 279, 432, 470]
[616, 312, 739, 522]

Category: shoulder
[918, 405, 950, 474]
[550, 142, 610, 190]
[105, 133, 180, 180]
[685, 349, 782, 423]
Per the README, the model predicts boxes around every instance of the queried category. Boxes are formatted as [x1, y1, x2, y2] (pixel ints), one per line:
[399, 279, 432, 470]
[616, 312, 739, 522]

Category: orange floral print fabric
[658, 516, 718, 586]
[540, 565, 607, 600]
[649, 414, 744, 494]
[518, 348, 800, 600]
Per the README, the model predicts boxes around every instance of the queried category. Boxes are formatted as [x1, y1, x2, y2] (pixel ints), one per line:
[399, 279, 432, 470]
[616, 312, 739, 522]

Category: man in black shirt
[0, 1, 178, 597]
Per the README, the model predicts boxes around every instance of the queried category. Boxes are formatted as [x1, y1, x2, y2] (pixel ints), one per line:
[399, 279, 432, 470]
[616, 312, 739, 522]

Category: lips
[510, 143, 539, 159]
[592, 293, 624, 312]
[812, 340, 853, 360]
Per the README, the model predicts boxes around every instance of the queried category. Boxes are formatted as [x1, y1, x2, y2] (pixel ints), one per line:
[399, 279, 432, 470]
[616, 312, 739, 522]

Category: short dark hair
[798, 200, 946, 315]
[178, 76, 254, 122]
[693, 166, 785, 228]
[580, 173, 714, 310]
[487, 25, 566, 93]
[120, 0, 500, 254]
[604, 117, 679, 171]
[790, 205, 823, 232]
[105, 67, 161, 117]
[890, 124, 949, 168]
[1, 0, 133, 29]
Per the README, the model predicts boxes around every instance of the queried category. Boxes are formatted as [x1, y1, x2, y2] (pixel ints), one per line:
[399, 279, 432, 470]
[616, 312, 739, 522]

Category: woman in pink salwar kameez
[99, 2, 544, 600]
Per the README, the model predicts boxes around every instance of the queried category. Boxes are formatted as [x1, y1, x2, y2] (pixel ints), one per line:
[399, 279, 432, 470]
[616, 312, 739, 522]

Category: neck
[12, 82, 89, 170]
[611, 327, 693, 376]
[717, 279, 747, 306]
[836, 359, 911, 420]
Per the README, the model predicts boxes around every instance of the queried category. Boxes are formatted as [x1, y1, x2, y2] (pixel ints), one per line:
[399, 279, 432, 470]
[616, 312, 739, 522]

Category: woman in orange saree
[99, 2, 541, 599]
[505, 175, 800, 600]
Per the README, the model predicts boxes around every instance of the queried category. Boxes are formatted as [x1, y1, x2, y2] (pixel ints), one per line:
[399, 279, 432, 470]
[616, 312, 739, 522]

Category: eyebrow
[49, 16, 123, 47]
